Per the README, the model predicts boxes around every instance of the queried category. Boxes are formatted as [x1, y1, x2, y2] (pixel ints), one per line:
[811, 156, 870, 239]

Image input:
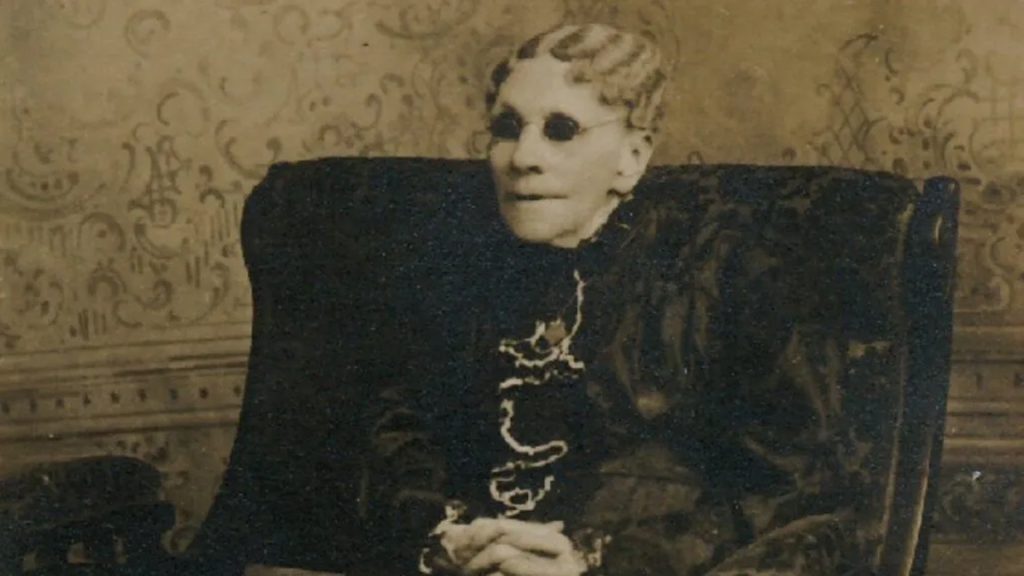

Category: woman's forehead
[492, 54, 619, 120]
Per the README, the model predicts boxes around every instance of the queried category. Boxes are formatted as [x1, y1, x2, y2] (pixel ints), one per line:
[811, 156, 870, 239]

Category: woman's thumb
[544, 520, 565, 532]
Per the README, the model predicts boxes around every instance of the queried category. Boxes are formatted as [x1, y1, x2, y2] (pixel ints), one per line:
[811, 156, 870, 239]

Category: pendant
[542, 319, 569, 347]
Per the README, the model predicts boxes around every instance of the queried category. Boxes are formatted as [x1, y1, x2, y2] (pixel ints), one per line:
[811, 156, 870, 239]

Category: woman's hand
[440, 518, 586, 576]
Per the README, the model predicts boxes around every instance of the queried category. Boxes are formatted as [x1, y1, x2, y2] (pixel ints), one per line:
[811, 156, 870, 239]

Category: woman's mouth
[508, 192, 564, 202]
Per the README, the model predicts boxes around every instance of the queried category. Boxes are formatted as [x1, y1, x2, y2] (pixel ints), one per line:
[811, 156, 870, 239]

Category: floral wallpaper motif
[1, 0, 685, 351]
[805, 2, 1024, 325]
[4, 0, 1024, 354]
[4, 0, 1023, 352]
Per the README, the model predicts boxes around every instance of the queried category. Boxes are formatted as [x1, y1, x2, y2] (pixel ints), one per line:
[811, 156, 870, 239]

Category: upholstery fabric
[0, 456, 174, 574]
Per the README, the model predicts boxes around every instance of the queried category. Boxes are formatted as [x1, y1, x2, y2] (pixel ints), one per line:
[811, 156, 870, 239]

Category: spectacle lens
[488, 112, 586, 143]
[489, 112, 523, 140]
[542, 114, 581, 142]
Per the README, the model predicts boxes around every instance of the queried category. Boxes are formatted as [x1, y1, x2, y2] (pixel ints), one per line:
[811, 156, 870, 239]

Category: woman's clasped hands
[431, 517, 587, 576]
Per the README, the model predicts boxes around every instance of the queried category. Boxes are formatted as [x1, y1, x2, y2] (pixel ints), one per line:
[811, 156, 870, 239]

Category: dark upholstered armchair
[168, 158, 961, 576]
[178, 158, 954, 575]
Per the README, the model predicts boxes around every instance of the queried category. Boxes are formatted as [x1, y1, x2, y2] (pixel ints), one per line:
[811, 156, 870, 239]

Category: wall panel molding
[946, 329, 1024, 467]
[0, 332, 250, 552]
[0, 329, 249, 446]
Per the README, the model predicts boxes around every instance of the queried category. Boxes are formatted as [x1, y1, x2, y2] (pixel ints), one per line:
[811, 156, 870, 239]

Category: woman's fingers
[494, 528, 573, 557]
[493, 518, 572, 555]
[444, 517, 574, 571]
[465, 518, 507, 551]
[463, 518, 572, 558]
[545, 521, 565, 532]
[439, 519, 501, 564]
[498, 552, 585, 576]
[493, 518, 565, 536]
[446, 518, 506, 564]
[464, 542, 525, 574]
[424, 550, 460, 574]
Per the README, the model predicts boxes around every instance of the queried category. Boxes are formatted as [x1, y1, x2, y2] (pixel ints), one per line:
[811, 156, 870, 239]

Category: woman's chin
[502, 219, 576, 248]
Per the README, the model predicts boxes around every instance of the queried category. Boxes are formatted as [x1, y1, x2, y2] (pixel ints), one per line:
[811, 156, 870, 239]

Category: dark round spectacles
[488, 111, 624, 143]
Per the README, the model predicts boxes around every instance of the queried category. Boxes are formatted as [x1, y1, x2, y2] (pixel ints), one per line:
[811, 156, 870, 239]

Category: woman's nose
[510, 124, 546, 174]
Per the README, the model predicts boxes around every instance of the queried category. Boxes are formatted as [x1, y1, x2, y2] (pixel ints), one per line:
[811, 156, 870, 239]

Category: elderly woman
[368, 23, 876, 576]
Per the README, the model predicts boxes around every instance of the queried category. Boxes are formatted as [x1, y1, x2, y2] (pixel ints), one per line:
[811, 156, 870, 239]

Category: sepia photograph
[0, 1, 1020, 574]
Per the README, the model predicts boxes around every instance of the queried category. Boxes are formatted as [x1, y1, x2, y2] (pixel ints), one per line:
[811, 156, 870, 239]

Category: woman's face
[488, 54, 635, 249]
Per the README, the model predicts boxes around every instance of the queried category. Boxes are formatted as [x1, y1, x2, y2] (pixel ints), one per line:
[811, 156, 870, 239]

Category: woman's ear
[613, 130, 655, 194]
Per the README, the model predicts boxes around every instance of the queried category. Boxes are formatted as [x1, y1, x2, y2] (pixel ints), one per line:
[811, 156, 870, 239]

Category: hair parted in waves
[486, 23, 667, 135]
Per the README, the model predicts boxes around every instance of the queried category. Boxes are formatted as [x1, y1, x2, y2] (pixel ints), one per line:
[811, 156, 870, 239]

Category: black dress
[368, 183, 890, 576]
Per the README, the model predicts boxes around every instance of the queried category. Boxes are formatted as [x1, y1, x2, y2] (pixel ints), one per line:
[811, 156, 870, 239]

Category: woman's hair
[486, 23, 667, 133]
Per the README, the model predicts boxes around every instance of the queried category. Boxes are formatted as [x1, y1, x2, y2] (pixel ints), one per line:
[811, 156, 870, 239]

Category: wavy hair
[486, 23, 667, 134]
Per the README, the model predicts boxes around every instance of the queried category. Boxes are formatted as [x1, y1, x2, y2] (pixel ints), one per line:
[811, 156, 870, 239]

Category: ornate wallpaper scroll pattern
[5, 0, 1024, 355]
[804, 2, 1024, 325]
[0, 0, 872, 353]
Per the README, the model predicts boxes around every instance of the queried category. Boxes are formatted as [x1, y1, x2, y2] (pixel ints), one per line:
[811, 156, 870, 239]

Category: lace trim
[489, 270, 587, 518]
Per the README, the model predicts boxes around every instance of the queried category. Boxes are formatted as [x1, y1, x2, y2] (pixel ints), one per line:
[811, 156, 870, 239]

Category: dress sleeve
[358, 376, 450, 574]
[691, 203, 888, 575]
[356, 254, 452, 572]
[583, 219, 886, 576]
[700, 325, 880, 576]
[581, 325, 879, 576]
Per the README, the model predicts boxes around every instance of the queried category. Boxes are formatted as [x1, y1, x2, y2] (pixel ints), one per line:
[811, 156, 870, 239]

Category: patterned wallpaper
[2, 0, 1024, 565]
[3, 0, 1024, 352]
